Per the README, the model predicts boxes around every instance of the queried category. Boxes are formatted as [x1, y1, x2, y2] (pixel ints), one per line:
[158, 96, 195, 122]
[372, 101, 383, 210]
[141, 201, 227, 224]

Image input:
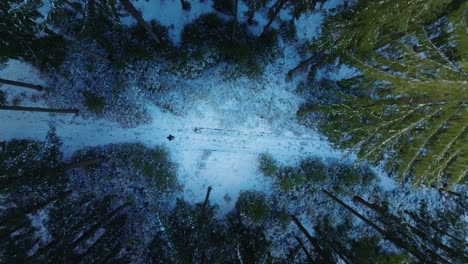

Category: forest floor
[1, 0, 375, 214]
[0, 53, 347, 214]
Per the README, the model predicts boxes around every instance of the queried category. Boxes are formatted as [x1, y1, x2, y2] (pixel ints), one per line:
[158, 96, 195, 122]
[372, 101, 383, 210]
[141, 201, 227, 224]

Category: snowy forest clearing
[0, 58, 344, 213]
[0, 0, 348, 212]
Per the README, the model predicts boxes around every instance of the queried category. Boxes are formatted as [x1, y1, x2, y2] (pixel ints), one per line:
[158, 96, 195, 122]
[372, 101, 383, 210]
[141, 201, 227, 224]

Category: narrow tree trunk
[120, 0, 161, 44]
[0, 190, 72, 237]
[67, 202, 130, 252]
[30, 199, 98, 260]
[287, 52, 326, 79]
[294, 235, 315, 263]
[313, 226, 355, 264]
[196, 186, 212, 263]
[404, 210, 464, 244]
[327, 241, 352, 264]
[352, 196, 385, 214]
[232, 0, 239, 41]
[260, 0, 288, 38]
[75, 215, 127, 261]
[0, 78, 43, 91]
[290, 215, 330, 262]
[406, 221, 467, 261]
[352, 196, 455, 263]
[0, 105, 79, 115]
[0, 191, 72, 238]
[201, 186, 213, 216]
[323, 190, 428, 262]
[65, 157, 104, 170]
[43, 28, 113, 64]
[64, 0, 83, 14]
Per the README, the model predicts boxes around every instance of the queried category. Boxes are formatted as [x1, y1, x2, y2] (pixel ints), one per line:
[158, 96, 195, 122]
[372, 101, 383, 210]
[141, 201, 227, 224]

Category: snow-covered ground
[0, 55, 344, 214]
[1, 0, 354, 214]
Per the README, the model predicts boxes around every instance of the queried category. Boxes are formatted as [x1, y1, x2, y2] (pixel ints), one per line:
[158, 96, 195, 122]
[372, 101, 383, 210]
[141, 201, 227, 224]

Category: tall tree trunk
[294, 235, 315, 263]
[404, 210, 464, 244]
[323, 190, 429, 262]
[352, 196, 386, 214]
[75, 214, 127, 261]
[290, 215, 331, 262]
[120, 0, 161, 44]
[232, 0, 239, 41]
[0, 105, 79, 115]
[406, 221, 467, 261]
[67, 202, 130, 253]
[287, 52, 326, 79]
[43, 28, 113, 64]
[201, 186, 213, 216]
[260, 0, 288, 38]
[64, 0, 83, 14]
[0, 190, 72, 238]
[30, 199, 100, 260]
[313, 226, 359, 264]
[353, 195, 461, 261]
[196, 186, 212, 263]
[0, 78, 44, 91]
[326, 240, 352, 264]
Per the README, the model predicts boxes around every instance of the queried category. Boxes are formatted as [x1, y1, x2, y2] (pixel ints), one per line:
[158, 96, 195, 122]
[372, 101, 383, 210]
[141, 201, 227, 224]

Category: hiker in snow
[167, 134, 175, 141]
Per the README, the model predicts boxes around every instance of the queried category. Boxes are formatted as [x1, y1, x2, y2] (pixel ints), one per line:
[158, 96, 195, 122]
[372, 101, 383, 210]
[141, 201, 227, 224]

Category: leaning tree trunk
[327, 240, 352, 264]
[313, 224, 353, 264]
[404, 210, 464, 244]
[196, 186, 213, 263]
[75, 214, 127, 261]
[324, 190, 446, 263]
[64, 0, 83, 14]
[67, 202, 130, 253]
[201, 186, 213, 217]
[232, 0, 239, 40]
[294, 235, 315, 263]
[353, 196, 464, 262]
[260, 0, 288, 38]
[0, 190, 72, 238]
[287, 52, 326, 79]
[0, 78, 43, 91]
[0, 105, 79, 115]
[120, 0, 161, 44]
[352, 196, 386, 214]
[290, 215, 331, 262]
[43, 28, 113, 64]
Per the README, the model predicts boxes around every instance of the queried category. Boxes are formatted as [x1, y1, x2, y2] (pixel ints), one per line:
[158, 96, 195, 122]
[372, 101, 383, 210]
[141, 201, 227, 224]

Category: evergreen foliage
[0, 0, 67, 69]
[302, 0, 468, 186]
[258, 153, 278, 176]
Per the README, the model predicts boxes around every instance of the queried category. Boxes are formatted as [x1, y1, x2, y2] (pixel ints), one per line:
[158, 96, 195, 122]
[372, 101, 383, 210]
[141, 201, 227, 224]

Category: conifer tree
[298, 0, 468, 186]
